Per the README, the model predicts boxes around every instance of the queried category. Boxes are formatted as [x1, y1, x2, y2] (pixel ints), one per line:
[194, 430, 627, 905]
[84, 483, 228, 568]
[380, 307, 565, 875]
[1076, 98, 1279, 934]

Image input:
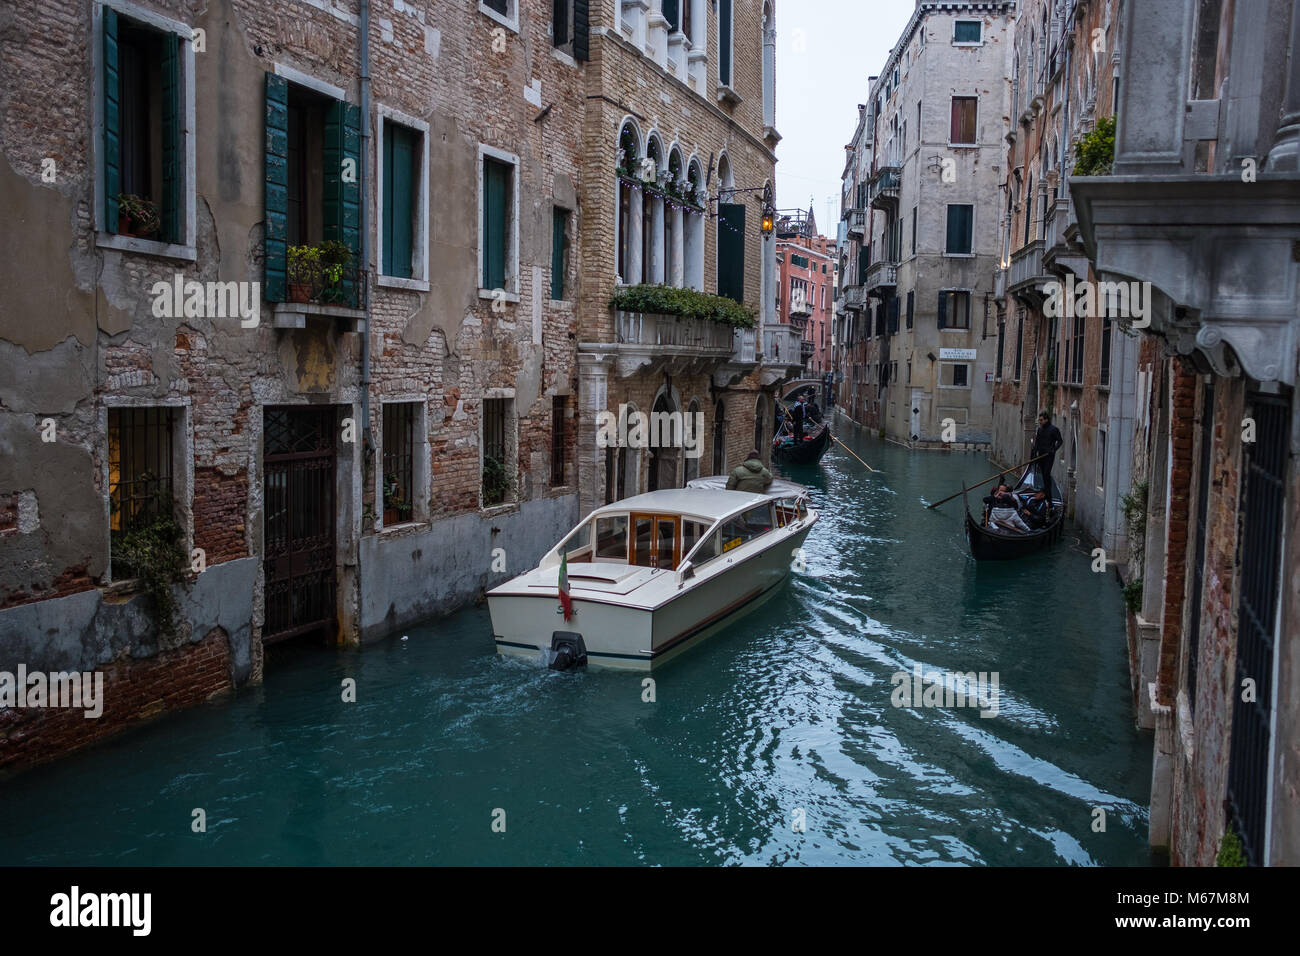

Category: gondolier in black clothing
[1031, 412, 1063, 491]
[790, 394, 806, 442]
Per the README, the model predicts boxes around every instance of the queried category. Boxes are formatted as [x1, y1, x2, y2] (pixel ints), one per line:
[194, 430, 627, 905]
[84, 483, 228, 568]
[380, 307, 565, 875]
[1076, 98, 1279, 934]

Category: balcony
[869, 166, 901, 210]
[841, 284, 867, 312]
[273, 262, 367, 331]
[615, 310, 734, 351]
[789, 289, 812, 317]
[865, 260, 897, 296]
[1007, 239, 1051, 299]
[800, 340, 815, 362]
[846, 208, 867, 239]
[763, 324, 805, 367]
[994, 266, 1007, 301]
[1042, 194, 1090, 279]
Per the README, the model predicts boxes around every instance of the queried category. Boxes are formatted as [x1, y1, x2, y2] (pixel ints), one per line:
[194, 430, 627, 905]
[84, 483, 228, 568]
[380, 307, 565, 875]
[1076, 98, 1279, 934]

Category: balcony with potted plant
[274, 240, 366, 332]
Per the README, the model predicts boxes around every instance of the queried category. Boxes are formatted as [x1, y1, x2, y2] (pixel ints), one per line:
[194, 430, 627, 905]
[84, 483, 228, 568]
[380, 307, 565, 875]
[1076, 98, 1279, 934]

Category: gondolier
[1030, 412, 1063, 490]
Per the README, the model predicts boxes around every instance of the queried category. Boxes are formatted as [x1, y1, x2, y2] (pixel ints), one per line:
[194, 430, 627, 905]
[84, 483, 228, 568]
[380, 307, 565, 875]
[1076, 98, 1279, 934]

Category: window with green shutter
[102, 12, 184, 243]
[264, 73, 289, 301]
[383, 120, 419, 279]
[717, 203, 745, 303]
[945, 204, 973, 254]
[483, 156, 511, 290]
[551, 207, 569, 300]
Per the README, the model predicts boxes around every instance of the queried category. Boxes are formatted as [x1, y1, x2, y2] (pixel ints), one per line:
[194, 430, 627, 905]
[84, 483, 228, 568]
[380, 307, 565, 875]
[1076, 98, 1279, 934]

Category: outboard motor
[547, 632, 588, 671]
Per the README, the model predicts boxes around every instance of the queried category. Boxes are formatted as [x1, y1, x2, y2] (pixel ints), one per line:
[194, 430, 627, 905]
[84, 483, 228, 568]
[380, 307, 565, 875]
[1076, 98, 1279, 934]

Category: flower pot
[289, 282, 312, 304]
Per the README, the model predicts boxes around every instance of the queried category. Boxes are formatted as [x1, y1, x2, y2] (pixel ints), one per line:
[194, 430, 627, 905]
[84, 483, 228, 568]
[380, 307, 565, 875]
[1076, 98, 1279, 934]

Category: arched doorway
[712, 399, 727, 475]
[753, 393, 769, 462]
[648, 392, 680, 491]
[684, 399, 701, 483]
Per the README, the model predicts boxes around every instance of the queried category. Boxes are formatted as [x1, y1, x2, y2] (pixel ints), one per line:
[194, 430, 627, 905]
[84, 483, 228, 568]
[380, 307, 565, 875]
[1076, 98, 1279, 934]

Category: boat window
[718, 504, 774, 553]
[682, 519, 708, 555]
[594, 515, 629, 560]
[687, 529, 721, 566]
[774, 497, 800, 527]
[558, 522, 592, 561]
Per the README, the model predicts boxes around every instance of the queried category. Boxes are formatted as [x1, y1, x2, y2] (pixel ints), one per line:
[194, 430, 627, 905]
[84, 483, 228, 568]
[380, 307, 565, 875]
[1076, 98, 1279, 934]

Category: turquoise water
[0, 415, 1154, 865]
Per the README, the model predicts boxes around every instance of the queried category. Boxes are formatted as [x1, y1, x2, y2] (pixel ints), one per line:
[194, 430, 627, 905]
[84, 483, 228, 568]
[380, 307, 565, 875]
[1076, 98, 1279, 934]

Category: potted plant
[117, 193, 160, 239]
[287, 245, 320, 303]
[317, 240, 352, 303]
[383, 473, 412, 525]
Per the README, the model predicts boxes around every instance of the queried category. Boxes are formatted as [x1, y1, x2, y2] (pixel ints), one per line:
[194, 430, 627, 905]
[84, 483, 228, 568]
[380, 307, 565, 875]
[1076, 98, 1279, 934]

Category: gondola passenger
[983, 484, 1032, 533]
[1021, 489, 1052, 530]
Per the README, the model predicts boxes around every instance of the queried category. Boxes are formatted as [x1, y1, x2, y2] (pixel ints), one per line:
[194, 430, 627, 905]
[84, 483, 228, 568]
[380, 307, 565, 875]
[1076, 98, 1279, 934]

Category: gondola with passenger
[772, 390, 832, 466]
[962, 463, 1065, 560]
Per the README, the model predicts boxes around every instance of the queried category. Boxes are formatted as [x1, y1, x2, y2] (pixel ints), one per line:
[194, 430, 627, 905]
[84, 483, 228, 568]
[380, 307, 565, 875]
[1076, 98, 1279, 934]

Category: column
[670, 204, 685, 287]
[1265, 0, 1300, 170]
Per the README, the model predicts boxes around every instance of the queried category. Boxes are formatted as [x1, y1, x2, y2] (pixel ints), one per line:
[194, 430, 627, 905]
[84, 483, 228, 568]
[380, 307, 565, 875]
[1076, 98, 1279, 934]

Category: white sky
[774, 1, 917, 228]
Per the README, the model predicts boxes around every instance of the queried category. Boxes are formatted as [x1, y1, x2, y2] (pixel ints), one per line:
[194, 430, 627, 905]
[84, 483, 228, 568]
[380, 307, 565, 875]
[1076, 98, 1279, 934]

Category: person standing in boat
[727, 449, 774, 493]
[790, 395, 807, 442]
[1030, 412, 1063, 492]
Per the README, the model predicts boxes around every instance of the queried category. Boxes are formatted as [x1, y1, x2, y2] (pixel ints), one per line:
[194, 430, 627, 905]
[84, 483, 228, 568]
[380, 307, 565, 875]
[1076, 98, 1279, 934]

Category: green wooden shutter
[717, 202, 745, 302]
[664, 0, 679, 32]
[103, 8, 121, 231]
[264, 72, 289, 302]
[946, 204, 972, 254]
[573, 0, 590, 61]
[719, 0, 732, 86]
[324, 98, 362, 302]
[551, 208, 567, 300]
[160, 31, 180, 244]
[383, 123, 415, 279]
[483, 158, 509, 290]
[937, 291, 948, 328]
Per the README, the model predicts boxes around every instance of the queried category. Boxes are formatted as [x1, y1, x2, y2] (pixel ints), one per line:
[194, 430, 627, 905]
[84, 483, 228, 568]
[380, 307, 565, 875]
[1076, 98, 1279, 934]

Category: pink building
[775, 209, 836, 375]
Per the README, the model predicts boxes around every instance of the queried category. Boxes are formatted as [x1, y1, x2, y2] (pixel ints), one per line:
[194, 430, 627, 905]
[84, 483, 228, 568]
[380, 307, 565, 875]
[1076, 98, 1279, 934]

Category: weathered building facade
[0, 0, 597, 770]
[837, 1, 1014, 447]
[990, 0, 1138, 559]
[1073, 0, 1300, 865]
[574, 0, 800, 515]
[775, 208, 834, 375]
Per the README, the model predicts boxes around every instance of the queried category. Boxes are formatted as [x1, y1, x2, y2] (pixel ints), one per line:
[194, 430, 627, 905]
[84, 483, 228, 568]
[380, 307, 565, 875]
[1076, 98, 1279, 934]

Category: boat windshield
[718, 503, 774, 553]
[594, 515, 629, 560]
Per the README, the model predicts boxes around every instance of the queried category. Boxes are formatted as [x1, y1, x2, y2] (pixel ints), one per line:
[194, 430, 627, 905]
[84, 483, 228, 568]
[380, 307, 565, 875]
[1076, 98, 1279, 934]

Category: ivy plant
[609, 283, 757, 329]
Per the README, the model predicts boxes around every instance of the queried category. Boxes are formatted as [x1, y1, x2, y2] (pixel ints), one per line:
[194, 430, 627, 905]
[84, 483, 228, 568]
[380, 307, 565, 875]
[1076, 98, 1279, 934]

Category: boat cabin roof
[588, 478, 810, 523]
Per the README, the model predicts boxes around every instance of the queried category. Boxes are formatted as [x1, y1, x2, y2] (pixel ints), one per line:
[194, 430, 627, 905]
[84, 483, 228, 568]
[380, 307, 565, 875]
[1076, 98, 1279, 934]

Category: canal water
[0, 414, 1154, 866]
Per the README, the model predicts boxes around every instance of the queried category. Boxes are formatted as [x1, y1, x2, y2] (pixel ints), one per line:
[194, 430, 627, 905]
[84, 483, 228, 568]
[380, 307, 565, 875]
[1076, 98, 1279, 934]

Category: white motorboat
[487, 477, 819, 669]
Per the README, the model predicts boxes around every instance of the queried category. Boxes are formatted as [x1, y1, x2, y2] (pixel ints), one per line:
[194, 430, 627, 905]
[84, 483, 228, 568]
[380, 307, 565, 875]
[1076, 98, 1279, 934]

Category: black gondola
[773, 390, 832, 466]
[773, 420, 832, 465]
[963, 465, 1065, 560]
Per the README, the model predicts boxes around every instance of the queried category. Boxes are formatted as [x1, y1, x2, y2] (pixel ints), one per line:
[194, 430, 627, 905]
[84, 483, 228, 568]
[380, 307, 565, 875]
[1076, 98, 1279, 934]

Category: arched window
[643, 135, 664, 284]
[648, 390, 679, 491]
[684, 399, 701, 482]
[685, 157, 705, 290]
[617, 121, 640, 284]
[665, 147, 683, 286]
[712, 399, 727, 475]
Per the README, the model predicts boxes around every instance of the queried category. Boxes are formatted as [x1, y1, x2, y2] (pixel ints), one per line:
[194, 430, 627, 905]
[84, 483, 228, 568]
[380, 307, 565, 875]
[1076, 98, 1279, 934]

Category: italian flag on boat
[558, 551, 573, 621]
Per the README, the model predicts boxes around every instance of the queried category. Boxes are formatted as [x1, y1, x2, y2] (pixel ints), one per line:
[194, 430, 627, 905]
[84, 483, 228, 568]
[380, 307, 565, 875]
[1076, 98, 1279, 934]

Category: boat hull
[964, 509, 1064, 560]
[490, 521, 815, 670]
[772, 424, 832, 466]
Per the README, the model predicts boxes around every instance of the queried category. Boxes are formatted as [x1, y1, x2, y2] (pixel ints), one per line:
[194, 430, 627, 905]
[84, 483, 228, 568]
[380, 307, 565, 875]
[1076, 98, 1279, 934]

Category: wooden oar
[925, 453, 1048, 510]
[829, 432, 880, 473]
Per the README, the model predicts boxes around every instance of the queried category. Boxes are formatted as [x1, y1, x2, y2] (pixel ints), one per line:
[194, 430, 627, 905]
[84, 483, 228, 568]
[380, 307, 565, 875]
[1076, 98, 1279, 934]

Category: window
[945, 204, 974, 255]
[954, 20, 982, 44]
[108, 406, 178, 579]
[719, 505, 773, 552]
[482, 397, 513, 506]
[264, 72, 360, 305]
[382, 403, 418, 525]
[1100, 317, 1113, 386]
[950, 96, 977, 144]
[551, 396, 567, 485]
[552, 0, 572, 46]
[941, 363, 971, 387]
[938, 290, 971, 329]
[1098, 427, 1107, 491]
[595, 515, 629, 560]
[617, 124, 638, 283]
[480, 0, 518, 32]
[479, 148, 518, 293]
[100, 5, 194, 250]
[1071, 314, 1086, 383]
[995, 319, 1005, 380]
[381, 117, 424, 280]
[717, 201, 745, 302]
[1014, 310, 1024, 380]
[551, 207, 569, 299]
[911, 207, 917, 254]
[719, 0, 734, 87]
[906, 290, 914, 330]
[712, 400, 726, 475]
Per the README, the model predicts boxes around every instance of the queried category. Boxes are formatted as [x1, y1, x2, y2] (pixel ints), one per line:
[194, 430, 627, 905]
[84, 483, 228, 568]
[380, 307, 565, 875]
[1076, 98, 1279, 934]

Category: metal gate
[1226, 391, 1289, 865]
[263, 406, 337, 643]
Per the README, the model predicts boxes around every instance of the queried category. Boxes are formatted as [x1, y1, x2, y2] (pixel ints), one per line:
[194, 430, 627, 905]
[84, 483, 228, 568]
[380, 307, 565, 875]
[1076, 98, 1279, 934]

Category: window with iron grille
[551, 395, 567, 486]
[482, 398, 511, 506]
[1226, 391, 1288, 866]
[108, 406, 177, 579]
[382, 403, 418, 525]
